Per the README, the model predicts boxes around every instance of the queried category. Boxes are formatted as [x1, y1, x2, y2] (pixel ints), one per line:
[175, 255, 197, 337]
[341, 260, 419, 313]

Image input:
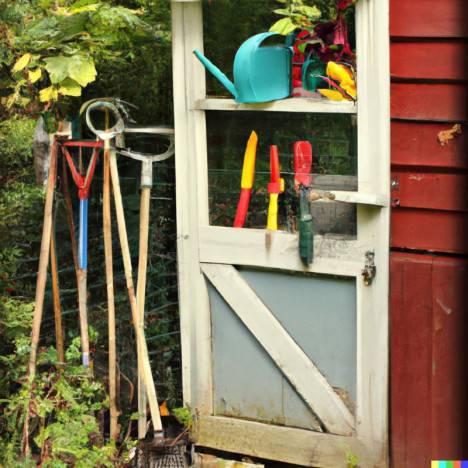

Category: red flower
[338, 0, 355, 10]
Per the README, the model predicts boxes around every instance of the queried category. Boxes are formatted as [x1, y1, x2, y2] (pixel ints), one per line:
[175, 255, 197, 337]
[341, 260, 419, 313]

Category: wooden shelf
[329, 191, 389, 207]
[193, 97, 357, 114]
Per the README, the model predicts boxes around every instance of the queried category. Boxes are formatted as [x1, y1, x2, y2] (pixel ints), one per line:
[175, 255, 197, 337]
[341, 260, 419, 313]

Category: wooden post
[50, 222, 65, 364]
[23, 137, 58, 455]
[137, 186, 151, 439]
[109, 151, 163, 434]
[103, 142, 120, 440]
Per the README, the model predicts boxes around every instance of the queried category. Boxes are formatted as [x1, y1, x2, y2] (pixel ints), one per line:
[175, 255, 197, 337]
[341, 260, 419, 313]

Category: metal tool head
[84, 99, 128, 140]
[118, 126, 175, 164]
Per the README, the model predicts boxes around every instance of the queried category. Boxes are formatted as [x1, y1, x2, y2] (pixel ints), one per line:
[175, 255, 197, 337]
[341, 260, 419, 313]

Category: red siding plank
[391, 209, 468, 254]
[391, 172, 468, 212]
[391, 253, 468, 467]
[391, 42, 468, 81]
[391, 83, 468, 122]
[431, 258, 468, 459]
[390, 253, 433, 468]
[391, 121, 468, 169]
[390, 0, 468, 38]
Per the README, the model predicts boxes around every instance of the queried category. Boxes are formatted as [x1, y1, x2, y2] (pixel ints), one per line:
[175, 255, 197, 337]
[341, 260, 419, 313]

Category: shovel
[117, 126, 175, 438]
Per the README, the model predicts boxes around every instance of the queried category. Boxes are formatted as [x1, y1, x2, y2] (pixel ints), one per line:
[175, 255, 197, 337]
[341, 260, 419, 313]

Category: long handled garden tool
[117, 126, 175, 439]
[266, 145, 284, 230]
[23, 137, 58, 455]
[50, 208, 65, 365]
[233, 131, 258, 228]
[83, 100, 165, 438]
[293, 141, 314, 265]
[61, 140, 102, 368]
[101, 110, 120, 441]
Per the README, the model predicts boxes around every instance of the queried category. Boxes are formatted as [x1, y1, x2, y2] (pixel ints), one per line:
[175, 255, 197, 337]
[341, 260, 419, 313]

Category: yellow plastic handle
[267, 193, 278, 230]
[240, 131, 258, 189]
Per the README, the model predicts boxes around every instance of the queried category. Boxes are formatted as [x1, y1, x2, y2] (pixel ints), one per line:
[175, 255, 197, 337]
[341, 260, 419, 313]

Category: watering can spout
[193, 49, 238, 100]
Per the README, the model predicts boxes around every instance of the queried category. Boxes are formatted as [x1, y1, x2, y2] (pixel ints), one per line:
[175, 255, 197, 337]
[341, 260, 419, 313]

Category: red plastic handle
[62, 146, 100, 200]
[233, 189, 251, 228]
[269, 145, 280, 184]
[293, 141, 312, 189]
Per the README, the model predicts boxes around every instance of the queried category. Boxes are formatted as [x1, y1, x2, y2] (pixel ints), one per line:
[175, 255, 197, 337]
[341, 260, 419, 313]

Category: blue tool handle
[78, 199, 88, 269]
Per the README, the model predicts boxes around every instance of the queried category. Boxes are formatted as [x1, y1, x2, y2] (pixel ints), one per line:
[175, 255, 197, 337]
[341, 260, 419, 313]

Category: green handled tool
[294, 141, 314, 266]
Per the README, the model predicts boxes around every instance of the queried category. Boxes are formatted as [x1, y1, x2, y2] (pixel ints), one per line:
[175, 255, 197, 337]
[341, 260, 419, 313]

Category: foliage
[270, 0, 357, 35]
[1, 0, 169, 120]
[172, 406, 192, 429]
[345, 450, 359, 468]
[270, 0, 321, 35]
[0, 338, 121, 466]
[0, 115, 36, 184]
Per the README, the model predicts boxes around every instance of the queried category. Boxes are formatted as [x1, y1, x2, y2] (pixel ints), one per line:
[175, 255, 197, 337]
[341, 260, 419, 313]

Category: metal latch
[362, 251, 376, 286]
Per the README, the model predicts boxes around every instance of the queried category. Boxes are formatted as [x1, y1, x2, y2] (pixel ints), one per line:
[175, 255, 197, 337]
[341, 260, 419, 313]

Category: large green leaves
[44, 55, 96, 87]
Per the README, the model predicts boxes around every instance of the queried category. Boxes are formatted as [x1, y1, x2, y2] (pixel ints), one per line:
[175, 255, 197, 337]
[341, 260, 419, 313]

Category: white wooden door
[172, 1, 390, 466]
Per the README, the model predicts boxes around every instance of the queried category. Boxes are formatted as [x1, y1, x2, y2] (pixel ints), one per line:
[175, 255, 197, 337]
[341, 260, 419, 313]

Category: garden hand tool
[233, 131, 258, 228]
[83, 99, 164, 438]
[61, 139, 103, 368]
[266, 145, 284, 230]
[294, 141, 314, 265]
[117, 125, 174, 439]
[24, 137, 58, 456]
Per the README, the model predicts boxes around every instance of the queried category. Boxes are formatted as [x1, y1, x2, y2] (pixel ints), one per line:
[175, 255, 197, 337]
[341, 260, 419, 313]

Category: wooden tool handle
[24, 138, 58, 456]
[28, 139, 58, 379]
[137, 186, 151, 439]
[109, 152, 163, 433]
[103, 145, 120, 440]
[77, 268, 90, 368]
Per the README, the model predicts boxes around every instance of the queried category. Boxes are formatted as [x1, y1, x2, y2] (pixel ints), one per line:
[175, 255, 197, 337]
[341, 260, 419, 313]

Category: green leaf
[296, 5, 321, 20]
[39, 86, 58, 102]
[68, 56, 96, 87]
[28, 68, 42, 83]
[44, 56, 70, 84]
[69, 3, 99, 14]
[58, 78, 82, 96]
[269, 17, 297, 35]
[12, 53, 31, 73]
[273, 8, 290, 16]
[44, 55, 96, 88]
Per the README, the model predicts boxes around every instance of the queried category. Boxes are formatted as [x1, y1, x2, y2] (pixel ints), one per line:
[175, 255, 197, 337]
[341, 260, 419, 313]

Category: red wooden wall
[390, 1, 468, 466]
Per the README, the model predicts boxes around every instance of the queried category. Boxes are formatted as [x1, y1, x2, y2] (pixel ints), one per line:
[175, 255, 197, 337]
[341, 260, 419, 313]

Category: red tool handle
[233, 188, 251, 228]
[293, 141, 312, 189]
[62, 146, 100, 200]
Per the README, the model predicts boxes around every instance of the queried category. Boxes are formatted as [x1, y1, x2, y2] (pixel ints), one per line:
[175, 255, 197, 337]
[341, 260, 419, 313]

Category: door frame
[171, 0, 390, 465]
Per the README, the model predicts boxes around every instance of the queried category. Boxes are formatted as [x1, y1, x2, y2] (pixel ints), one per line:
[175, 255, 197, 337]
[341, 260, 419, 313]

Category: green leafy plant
[172, 406, 192, 429]
[270, 0, 322, 35]
[346, 450, 359, 468]
[2, 0, 166, 117]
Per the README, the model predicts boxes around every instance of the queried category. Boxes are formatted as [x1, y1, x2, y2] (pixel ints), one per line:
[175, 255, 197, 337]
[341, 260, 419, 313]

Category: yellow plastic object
[240, 131, 258, 189]
[326, 61, 356, 99]
[317, 88, 347, 101]
[267, 177, 284, 230]
[267, 193, 279, 230]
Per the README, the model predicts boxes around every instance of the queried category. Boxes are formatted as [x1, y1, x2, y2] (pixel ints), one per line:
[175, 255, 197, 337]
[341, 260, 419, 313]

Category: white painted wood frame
[172, 0, 390, 465]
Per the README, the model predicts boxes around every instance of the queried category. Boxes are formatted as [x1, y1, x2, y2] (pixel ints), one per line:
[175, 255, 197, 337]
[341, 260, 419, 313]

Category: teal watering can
[194, 32, 292, 103]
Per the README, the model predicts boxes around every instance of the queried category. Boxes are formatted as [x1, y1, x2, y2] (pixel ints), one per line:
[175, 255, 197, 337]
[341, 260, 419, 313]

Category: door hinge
[362, 251, 376, 286]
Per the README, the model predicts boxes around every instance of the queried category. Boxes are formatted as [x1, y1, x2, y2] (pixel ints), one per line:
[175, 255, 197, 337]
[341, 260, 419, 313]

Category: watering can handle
[193, 49, 238, 100]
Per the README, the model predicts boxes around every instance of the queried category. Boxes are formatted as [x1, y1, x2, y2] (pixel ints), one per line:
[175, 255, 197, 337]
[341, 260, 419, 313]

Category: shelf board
[193, 97, 357, 114]
[329, 191, 389, 207]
